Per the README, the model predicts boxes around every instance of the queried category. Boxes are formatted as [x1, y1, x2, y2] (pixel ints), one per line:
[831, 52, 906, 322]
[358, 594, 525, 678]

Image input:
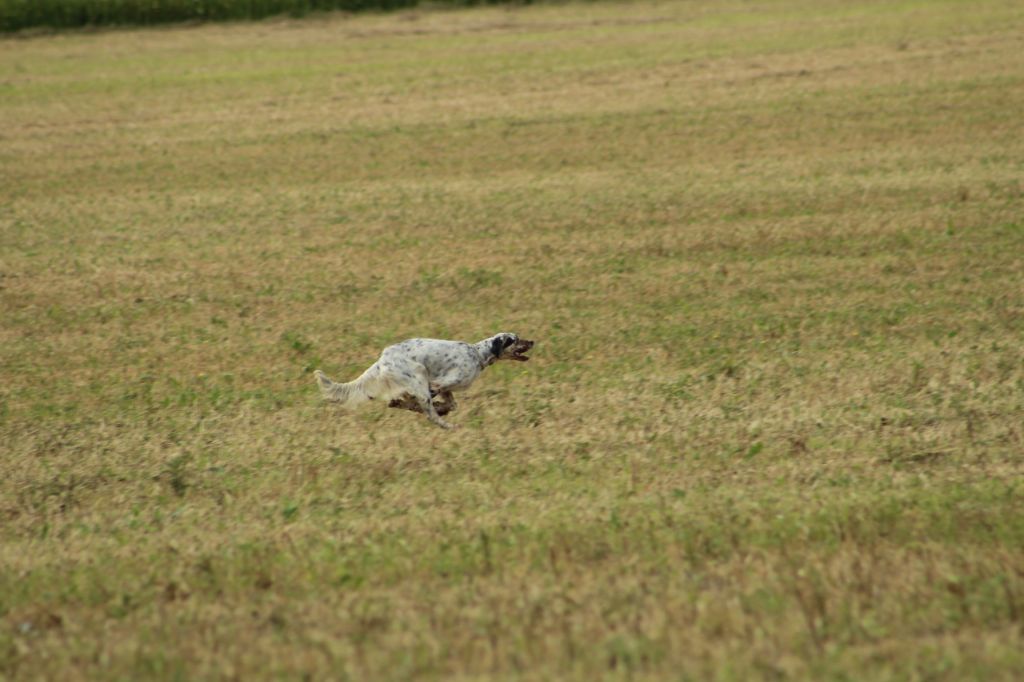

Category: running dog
[314, 333, 533, 429]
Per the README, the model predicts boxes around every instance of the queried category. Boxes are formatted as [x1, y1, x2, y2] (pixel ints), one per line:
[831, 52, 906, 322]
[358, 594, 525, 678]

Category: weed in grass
[164, 454, 190, 497]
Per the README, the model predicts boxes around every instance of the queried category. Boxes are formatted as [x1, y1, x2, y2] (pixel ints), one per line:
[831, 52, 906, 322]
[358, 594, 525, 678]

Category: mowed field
[2, 0, 1024, 678]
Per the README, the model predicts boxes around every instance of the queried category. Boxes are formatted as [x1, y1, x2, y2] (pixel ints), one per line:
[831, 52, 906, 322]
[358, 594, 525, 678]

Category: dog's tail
[314, 369, 374, 408]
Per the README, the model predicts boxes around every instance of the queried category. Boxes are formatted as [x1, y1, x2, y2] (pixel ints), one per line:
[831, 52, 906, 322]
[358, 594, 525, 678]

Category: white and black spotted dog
[314, 333, 534, 429]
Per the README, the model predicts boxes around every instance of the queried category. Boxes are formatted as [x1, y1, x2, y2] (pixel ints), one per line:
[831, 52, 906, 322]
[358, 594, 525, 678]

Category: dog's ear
[490, 337, 505, 357]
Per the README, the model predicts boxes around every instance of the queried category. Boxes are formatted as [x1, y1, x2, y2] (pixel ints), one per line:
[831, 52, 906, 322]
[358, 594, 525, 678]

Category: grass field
[2, 0, 1024, 678]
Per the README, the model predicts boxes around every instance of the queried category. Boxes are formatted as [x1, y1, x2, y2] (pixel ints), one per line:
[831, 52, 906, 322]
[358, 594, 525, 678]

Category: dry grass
[2, 0, 1024, 678]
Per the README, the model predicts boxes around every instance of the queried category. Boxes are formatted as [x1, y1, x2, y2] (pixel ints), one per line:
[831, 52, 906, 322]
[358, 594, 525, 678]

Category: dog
[314, 332, 534, 429]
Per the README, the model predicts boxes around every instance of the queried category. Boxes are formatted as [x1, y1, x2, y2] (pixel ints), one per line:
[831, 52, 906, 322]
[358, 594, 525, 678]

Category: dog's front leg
[418, 396, 455, 429]
[434, 391, 457, 417]
[388, 391, 455, 416]
[388, 394, 423, 413]
[387, 394, 453, 428]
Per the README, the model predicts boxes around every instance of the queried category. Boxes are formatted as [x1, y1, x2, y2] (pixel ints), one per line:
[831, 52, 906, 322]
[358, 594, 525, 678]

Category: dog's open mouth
[508, 338, 534, 362]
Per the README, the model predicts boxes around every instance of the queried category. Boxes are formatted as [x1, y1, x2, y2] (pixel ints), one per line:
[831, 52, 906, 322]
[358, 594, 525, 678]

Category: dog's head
[488, 333, 534, 363]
